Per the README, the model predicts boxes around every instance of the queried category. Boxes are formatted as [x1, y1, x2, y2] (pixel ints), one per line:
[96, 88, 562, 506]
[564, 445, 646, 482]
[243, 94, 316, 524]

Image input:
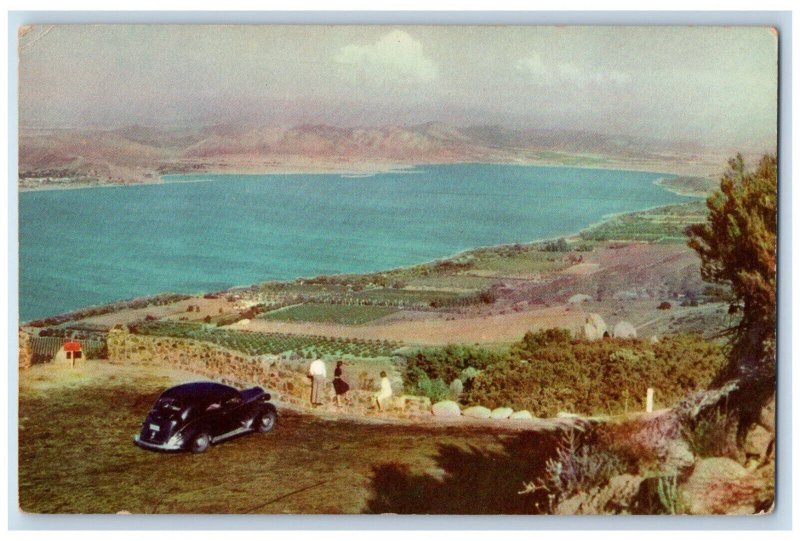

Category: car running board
[211, 426, 253, 443]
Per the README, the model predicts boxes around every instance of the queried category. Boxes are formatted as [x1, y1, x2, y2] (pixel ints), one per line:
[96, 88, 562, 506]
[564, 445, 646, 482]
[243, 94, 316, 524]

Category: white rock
[568, 293, 592, 304]
[583, 313, 608, 341]
[744, 424, 773, 459]
[613, 321, 638, 338]
[509, 410, 534, 420]
[462, 406, 492, 419]
[490, 407, 513, 419]
[431, 400, 461, 417]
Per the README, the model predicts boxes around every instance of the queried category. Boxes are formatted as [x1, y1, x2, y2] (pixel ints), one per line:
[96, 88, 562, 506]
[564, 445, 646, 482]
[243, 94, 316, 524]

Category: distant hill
[19, 123, 732, 187]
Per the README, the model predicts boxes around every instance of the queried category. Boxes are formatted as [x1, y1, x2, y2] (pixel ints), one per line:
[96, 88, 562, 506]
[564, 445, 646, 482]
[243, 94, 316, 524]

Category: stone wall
[106, 328, 405, 408]
[18, 329, 33, 370]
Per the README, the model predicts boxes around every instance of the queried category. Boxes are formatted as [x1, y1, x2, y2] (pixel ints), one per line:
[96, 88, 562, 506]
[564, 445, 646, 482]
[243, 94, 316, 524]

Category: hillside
[19, 123, 729, 188]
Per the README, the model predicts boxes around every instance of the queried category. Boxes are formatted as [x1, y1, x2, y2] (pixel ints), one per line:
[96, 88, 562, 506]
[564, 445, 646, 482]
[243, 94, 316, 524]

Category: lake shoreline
[19, 202, 701, 325]
[19, 164, 700, 322]
[18, 156, 724, 193]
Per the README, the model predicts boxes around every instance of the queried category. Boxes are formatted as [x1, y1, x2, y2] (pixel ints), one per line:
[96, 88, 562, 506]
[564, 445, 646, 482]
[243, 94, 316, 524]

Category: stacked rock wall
[18, 329, 33, 369]
[106, 328, 404, 407]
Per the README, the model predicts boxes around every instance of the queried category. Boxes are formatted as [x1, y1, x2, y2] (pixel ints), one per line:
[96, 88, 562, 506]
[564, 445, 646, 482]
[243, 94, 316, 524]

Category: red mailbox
[64, 341, 82, 367]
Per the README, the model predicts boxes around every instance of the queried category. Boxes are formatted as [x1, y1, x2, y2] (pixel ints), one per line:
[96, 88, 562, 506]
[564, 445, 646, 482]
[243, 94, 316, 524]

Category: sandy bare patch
[75, 297, 236, 328]
[19, 360, 201, 396]
[237, 306, 586, 345]
[561, 262, 601, 275]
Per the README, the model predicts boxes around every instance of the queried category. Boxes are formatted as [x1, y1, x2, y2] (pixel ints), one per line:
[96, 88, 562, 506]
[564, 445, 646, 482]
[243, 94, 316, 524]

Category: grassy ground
[580, 200, 708, 243]
[404, 274, 494, 291]
[658, 176, 719, 196]
[468, 249, 571, 274]
[351, 288, 472, 307]
[261, 303, 398, 325]
[18, 362, 561, 514]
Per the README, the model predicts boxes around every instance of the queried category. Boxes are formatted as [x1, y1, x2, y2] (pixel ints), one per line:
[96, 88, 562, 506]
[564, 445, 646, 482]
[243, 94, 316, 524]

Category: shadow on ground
[364, 429, 563, 514]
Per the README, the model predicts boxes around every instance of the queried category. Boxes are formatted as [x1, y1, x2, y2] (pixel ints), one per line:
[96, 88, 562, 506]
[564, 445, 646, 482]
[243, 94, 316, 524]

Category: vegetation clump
[402, 344, 508, 401]
[462, 329, 725, 417]
[687, 153, 777, 383]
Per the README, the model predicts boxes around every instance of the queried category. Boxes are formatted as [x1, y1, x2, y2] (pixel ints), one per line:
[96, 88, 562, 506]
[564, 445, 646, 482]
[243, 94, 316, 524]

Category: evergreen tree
[687, 153, 777, 382]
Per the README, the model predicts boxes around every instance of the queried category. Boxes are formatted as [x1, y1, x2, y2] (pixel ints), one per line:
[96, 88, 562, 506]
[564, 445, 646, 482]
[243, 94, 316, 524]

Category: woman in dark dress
[333, 360, 350, 406]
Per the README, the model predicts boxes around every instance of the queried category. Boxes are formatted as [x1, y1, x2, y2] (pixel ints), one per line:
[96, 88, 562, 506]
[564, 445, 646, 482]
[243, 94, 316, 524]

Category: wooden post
[646, 388, 654, 413]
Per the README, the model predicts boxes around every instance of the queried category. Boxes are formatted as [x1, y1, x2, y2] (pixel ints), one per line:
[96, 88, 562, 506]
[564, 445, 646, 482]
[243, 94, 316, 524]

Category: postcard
[17, 24, 777, 515]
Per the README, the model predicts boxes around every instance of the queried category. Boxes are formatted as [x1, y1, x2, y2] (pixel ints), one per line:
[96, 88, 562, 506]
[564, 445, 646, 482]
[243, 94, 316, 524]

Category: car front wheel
[190, 431, 211, 453]
[256, 409, 277, 433]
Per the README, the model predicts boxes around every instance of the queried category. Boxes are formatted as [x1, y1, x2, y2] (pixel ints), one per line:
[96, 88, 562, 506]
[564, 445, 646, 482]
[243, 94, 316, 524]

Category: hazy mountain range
[18, 122, 741, 187]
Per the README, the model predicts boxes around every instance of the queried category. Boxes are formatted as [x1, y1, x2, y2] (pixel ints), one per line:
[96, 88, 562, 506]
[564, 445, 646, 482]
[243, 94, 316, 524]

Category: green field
[405, 274, 494, 291]
[658, 176, 719, 196]
[351, 288, 479, 308]
[261, 303, 398, 325]
[469, 248, 571, 274]
[132, 320, 401, 358]
[580, 200, 708, 243]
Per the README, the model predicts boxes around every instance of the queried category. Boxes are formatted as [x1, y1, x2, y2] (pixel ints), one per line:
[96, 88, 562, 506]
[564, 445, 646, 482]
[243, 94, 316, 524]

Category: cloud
[515, 52, 631, 88]
[335, 30, 437, 84]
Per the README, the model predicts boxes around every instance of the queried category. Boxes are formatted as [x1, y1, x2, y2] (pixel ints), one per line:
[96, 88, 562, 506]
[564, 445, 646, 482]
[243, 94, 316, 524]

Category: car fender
[176, 421, 210, 447]
[260, 402, 277, 417]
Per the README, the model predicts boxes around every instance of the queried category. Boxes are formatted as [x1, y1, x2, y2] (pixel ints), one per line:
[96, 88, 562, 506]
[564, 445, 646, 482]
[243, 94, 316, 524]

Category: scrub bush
[463, 330, 725, 417]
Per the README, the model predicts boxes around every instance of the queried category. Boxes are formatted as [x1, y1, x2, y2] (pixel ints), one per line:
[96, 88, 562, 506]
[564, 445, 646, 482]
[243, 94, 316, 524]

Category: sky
[18, 25, 778, 150]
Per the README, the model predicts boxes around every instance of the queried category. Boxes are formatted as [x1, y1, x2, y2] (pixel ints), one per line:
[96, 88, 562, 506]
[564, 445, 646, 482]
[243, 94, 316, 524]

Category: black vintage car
[133, 382, 277, 453]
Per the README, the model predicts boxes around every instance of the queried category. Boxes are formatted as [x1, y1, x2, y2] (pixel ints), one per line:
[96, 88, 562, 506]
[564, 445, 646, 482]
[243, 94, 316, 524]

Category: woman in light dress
[373, 371, 392, 411]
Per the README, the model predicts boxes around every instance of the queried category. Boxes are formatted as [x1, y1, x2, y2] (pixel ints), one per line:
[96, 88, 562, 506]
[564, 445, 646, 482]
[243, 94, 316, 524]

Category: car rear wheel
[256, 409, 277, 433]
[190, 432, 211, 453]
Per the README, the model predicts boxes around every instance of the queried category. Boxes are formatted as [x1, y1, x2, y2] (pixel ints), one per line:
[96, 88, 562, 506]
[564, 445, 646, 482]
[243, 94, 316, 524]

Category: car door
[200, 399, 228, 438]
[218, 393, 246, 435]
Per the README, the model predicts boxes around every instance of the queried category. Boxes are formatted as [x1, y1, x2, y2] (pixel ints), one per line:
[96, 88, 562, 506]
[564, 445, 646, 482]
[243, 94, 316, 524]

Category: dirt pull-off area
[18, 361, 567, 514]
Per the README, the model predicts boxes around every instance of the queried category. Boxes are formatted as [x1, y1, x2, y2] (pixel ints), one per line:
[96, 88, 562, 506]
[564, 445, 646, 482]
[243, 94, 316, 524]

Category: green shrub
[464, 331, 725, 417]
[657, 475, 688, 515]
[520, 428, 630, 512]
[402, 344, 508, 394]
[514, 328, 572, 352]
[409, 374, 451, 403]
[681, 406, 739, 459]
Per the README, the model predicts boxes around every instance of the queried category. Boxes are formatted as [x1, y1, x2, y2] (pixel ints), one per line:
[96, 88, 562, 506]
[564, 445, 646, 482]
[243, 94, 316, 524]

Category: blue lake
[18, 163, 694, 321]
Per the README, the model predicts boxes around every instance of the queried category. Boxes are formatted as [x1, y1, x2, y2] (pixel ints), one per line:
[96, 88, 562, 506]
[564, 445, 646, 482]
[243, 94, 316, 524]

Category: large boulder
[601, 411, 694, 475]
[509, 410, 534, 420]
[490, 407, 514, 419]
[431, 400, 461, 417]
[744, 424, 774, 461]
[613, 321, 637, 339]
[583, 313, 608, 341]
[555, 474, 645, 515]
[462, 406, 492, 419]
[18, 329, 33, 369]
[680, 458, 767, 515]
[568, 293, 592, 304]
